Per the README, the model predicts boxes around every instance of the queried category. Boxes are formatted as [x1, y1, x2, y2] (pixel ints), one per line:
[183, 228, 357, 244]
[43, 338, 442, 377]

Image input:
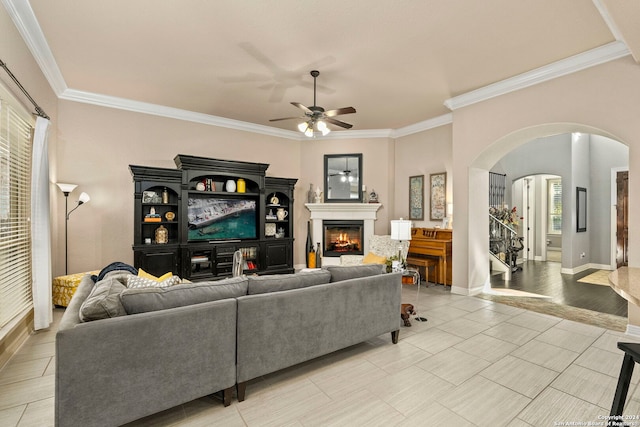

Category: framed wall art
[430, 172, 447, 220]
[409, 175, 424, 220]
[576, 186, 587, 232]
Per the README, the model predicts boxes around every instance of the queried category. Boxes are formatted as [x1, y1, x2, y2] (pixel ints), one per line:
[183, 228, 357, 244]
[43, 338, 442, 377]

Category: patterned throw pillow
[126, 275, 181, 289]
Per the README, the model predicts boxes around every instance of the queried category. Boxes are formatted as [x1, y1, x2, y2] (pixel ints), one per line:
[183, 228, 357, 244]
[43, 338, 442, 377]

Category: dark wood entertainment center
[130, 155, 297, 280]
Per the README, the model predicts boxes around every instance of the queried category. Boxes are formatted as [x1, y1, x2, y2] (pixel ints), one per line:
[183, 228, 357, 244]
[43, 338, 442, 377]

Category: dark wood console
[130, 156, 297, 279]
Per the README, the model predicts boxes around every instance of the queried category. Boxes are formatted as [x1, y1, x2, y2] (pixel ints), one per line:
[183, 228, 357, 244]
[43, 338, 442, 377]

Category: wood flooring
[489, 260, 628, 317]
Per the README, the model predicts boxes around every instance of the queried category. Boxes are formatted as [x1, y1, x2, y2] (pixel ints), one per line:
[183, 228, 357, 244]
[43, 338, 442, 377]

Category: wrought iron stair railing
[489, 213, 518, 266]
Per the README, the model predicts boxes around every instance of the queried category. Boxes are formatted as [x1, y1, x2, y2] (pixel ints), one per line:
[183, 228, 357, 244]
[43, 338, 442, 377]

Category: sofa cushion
[79, 276, 128, 322]
[247, 269, 331, 295]
[119, 276, 248, 314]
[323, 264, 385, 282]
[126, 274, 181, 289]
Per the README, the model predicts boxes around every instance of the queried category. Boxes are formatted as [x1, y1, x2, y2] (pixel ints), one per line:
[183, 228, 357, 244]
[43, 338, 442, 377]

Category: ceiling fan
[269, 70, 356, 137]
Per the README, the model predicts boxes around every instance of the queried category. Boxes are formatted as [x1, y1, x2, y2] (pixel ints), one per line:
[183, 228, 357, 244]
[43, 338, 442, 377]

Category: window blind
[0, 87, 34, 329]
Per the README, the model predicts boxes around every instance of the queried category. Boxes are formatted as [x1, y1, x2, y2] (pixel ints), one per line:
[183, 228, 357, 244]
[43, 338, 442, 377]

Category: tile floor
[2, 285, 640, 426]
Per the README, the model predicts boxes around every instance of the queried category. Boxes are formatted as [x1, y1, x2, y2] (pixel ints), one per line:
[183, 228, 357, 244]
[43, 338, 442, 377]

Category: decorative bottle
[308, 244, 316, 269]
[162, 187, 169, 204]
[307, 184, 314, 203]
[306, 221, 313, 267]
[315, 242, 322, 268]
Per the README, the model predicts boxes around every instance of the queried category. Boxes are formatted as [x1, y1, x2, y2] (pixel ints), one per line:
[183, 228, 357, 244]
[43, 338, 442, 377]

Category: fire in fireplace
[323, 220, 364, 257]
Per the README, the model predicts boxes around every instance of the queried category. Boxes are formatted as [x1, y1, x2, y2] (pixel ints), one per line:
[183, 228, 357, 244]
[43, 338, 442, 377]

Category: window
[0, 83, 34, 329]
[547, 178, 562, 234]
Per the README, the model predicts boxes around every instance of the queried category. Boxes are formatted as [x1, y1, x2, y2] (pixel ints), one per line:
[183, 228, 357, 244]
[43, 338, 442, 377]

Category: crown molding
[444, 41, 630, 111]
[2, 0, 67, 95]
[391, 113, 453, 138]
[60, 88, 302, 140]
[592, 0, 624, 41]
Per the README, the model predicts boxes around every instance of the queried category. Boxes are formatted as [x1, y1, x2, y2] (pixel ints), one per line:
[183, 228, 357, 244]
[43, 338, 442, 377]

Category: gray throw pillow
[79, 277, 128, 322]
[323, 264, 385, 282]
[120, 276, 248, 314]
[247, 269, 331, 295]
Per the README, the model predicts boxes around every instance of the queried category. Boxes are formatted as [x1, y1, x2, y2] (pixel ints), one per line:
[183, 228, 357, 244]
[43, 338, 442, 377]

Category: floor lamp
[56, 183, 90, 274]
[391, 218, 427, 322]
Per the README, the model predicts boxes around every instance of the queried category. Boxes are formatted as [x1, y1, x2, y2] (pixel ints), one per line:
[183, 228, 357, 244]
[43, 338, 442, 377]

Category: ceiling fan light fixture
[304, 124, 315, 137]
[270, 70, 355, 135]
[316, 120, 330, 136]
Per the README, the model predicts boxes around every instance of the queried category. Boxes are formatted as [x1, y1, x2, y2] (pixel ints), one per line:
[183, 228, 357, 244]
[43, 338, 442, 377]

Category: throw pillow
[120, 276, 248, 314]
[126, 275, 181, 289]
[79, 277, 128, 322]
[138, 268, 173, 282]
[362, 252, 386, 265]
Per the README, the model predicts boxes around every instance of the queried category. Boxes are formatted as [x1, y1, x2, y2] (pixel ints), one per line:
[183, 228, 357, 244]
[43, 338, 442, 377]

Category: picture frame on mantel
[409, 175, 424, 220]
[430, 172, 447, 221]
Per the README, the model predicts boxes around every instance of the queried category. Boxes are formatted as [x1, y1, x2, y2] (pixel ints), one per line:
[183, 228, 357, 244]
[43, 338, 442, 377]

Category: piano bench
[406, 257, 437, 285]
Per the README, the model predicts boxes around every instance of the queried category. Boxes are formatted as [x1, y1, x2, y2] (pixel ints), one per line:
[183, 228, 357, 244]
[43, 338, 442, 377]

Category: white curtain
[31, 116, 52, 330]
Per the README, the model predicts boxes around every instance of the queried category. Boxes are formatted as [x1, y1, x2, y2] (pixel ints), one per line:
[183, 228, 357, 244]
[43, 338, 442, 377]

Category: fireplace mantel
[305, 203, 382, 265]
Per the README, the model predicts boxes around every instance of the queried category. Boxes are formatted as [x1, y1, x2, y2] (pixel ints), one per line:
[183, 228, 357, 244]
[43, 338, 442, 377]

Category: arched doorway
[465, 125, 628, 316]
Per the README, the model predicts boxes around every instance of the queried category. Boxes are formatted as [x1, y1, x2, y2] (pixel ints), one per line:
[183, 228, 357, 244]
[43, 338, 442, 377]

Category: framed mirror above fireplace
[324, 153, 362, 202]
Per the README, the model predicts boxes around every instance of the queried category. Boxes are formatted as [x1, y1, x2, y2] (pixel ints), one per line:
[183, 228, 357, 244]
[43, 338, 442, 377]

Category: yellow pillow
[362, 252, 386, 265]
[138, 268, 173, 282]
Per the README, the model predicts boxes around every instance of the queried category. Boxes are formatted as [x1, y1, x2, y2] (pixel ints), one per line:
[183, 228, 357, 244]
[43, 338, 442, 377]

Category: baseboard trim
[0, 308, 34, 370]
[626, 324, 640, 338]
[561, 263, 613, 275]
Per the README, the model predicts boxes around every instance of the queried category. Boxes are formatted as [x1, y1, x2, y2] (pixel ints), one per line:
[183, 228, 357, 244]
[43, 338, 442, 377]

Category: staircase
[489, 214, 518, 281]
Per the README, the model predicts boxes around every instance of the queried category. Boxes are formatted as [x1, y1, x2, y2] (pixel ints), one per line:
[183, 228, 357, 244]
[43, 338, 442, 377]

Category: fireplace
[323, 220, 364, 257]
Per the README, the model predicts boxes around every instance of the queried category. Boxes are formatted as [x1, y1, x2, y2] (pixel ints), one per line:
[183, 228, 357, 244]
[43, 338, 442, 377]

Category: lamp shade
[56, 183, 77, 194]
[78, 192, 90, 204]
[390, 218, 412, 241]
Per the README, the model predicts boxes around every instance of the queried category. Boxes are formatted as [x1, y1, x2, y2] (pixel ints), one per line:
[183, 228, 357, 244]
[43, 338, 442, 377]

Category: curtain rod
[0, 59, 50, 120]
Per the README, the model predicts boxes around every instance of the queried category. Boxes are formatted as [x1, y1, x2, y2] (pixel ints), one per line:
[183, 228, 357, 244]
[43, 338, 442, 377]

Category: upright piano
[407, 228, 452, 286]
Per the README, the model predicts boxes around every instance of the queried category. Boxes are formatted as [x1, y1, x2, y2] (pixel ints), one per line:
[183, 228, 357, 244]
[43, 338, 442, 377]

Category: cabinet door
[134, 249, 179, 276]
[263, 241, 292, 273]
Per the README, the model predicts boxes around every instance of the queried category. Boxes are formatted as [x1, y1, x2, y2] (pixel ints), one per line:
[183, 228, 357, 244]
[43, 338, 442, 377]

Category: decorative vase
[162, 187, 169, 204]
[236, 178, 246, 193]
[276, 208, 288, 220]
[225, 179, 236, 192]
[155, 225, 168, 244]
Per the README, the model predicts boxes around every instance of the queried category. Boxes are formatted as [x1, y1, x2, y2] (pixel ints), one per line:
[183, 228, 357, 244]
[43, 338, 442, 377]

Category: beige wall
[394, 125, 453, 227]
[54, 101, 399, 275]
[55, 101, 304, 275]
[451, 56, 640, 294]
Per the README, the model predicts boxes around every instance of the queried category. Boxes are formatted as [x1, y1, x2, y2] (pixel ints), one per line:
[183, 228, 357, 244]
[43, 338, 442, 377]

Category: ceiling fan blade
[269, 116, 303, 122]
[291, 102, 313, 114]
[324, 106, 356, 117]
[324, 117, 353, 129]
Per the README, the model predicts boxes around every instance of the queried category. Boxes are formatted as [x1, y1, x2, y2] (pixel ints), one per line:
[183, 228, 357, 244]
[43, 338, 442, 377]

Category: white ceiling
[6, 0, 640, 138]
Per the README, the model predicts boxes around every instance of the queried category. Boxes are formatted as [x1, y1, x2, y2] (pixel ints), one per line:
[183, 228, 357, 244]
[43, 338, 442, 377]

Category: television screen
[187, 196, 257, 241]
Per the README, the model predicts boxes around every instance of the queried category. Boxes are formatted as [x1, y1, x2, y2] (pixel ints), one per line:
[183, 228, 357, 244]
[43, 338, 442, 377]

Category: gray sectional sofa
[55, 264, 401, 426]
